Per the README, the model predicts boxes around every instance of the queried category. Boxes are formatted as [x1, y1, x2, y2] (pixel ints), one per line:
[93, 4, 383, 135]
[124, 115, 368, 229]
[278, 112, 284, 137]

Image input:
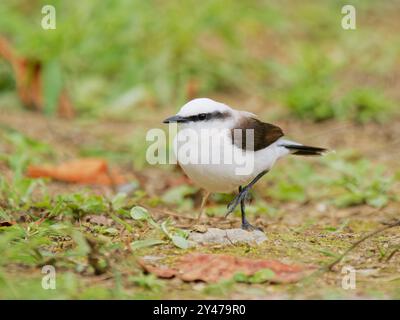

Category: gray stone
[188, 227, 267, 246]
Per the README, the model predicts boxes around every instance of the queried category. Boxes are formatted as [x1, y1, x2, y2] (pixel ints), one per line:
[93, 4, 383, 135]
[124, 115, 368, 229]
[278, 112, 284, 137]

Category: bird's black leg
[225, 170, 269, 221]
[239, 186, 263, 231]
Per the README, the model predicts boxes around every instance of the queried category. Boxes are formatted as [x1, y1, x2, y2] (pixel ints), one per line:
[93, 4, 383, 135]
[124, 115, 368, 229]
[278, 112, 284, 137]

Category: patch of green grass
[161, 185, 197, 211]
[233, 268, 275, 284]
[280, 51, 395, 123]
[130, 206, 190, 249]
[281, 49, 338, 122]
[1, 1, 398, 123]
[0, 0, 270, 112]
[264, 159, 317, 203]
[128, 273, 165, 292]
[202, 279, 235, 296]
[259, 152, 397, 209]
[0, 128, 54, 174]
[324, 156, 396, 208]
[338, 88, 394, 124]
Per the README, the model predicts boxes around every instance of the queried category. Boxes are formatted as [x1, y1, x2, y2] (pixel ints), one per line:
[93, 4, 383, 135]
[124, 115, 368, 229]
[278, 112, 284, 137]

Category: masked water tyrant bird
[163, 98, 328, 231]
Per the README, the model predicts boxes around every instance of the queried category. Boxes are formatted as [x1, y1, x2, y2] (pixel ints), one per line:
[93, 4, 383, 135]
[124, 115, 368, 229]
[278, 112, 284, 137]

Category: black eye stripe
[184, 111, 230, 122]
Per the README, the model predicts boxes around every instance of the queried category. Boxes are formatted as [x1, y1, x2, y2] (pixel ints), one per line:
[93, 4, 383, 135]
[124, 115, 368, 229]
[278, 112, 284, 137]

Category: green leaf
[130, 206, 160, 229]
[233, 272, 248, 283]
[233, 269, 276, 283]
[160, 221, 171, 238]
[170, 235, 189, 249]
[249, 269, 275, 283]
[367, 195, 388, 208]
[161, 185, 196, 204]
[104, 227, 119, 235]
[110, 212, 132, 232]
[318, 249, 339, 258]
[129, 274, 164, 291]
[130, 239, 165, 250]
[324, 226, 338, 232]
[111, 193, 127, 210]
[159, 220, 189, 249]
[130, 206, 150, 221]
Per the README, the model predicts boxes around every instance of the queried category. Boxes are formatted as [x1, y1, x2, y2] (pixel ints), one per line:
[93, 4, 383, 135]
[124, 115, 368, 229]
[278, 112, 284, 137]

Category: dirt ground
[0, 103, 399, 299]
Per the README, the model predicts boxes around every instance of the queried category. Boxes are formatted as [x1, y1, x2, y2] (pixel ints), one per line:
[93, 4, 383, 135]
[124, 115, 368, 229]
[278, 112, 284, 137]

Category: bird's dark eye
[198, 113, 207, 121]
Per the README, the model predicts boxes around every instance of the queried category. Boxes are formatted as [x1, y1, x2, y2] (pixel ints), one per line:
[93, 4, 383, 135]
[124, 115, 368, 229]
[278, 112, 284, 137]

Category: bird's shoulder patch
[231, 117, 284, 151]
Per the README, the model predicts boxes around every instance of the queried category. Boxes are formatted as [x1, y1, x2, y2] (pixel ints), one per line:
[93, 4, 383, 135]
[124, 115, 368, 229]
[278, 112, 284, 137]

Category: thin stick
[295, 219, 400, 292]
[385, 245, 400, 262]
[153, 208, 198, 221]
[324, 220, 400, 271]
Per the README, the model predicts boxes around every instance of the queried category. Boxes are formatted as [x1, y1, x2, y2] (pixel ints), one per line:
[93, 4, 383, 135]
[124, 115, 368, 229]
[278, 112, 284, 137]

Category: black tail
[283, 144, 328, 156]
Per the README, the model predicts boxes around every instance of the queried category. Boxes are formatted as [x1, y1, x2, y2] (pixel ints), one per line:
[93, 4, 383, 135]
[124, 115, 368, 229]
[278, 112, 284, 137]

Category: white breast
[173, 125, 290, 193]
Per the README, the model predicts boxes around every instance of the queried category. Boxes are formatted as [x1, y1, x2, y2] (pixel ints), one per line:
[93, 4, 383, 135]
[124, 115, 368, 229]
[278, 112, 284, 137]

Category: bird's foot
[241, 220, 263, 232]
[225, 187, 250, 218]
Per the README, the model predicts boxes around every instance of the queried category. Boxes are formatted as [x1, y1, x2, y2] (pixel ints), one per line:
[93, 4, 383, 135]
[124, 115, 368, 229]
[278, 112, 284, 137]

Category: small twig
[224, 230, 236, 246]
[295, 219, 400, 291]
[324, 219, 400, 271]
[153, 208, 197, 221]
[385, 245, 400, 262]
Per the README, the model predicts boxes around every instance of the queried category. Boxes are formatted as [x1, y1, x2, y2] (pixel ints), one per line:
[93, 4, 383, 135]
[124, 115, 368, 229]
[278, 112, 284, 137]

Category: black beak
[163, 115, 187, 123]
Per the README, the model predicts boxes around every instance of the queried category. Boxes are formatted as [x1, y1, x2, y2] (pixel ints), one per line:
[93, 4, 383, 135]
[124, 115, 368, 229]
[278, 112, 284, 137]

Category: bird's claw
[225, 187, 249, 218]
[241, 220, 263, 232]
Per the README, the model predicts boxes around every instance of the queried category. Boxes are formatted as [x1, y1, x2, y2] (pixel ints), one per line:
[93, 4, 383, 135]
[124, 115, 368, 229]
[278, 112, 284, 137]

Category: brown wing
[231, 117, 284, 151]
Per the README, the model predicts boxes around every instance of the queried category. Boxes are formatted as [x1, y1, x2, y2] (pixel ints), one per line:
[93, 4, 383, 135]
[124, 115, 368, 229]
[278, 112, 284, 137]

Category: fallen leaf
[139, 253, 314, 284]
[138, 259, 176, 278]
[26, 158, 126, 186]
[170, 235, 190, 249]
[131, 239, 165, 251]
[130, 206, 150, 221]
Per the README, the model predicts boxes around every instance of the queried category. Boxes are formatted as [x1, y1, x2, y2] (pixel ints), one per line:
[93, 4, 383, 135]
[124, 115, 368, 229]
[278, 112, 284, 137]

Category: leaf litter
[27, 158, 126, 185]
[139, 253, 315, 284]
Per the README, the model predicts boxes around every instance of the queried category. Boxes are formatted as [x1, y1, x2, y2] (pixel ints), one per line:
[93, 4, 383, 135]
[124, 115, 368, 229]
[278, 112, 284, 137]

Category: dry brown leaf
[27, 158, 126, 186]
[0, 36, 74, 118]
[139, 253, 314, 284]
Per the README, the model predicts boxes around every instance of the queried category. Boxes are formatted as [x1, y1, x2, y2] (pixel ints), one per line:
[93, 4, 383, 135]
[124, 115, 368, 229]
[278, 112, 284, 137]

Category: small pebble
[189, 227, 267, 246]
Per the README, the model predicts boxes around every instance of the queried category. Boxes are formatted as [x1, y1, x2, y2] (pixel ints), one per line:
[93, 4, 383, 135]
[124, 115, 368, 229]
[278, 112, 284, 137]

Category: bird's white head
[177, 98, 232, 117]
[163, 98, 236, 129]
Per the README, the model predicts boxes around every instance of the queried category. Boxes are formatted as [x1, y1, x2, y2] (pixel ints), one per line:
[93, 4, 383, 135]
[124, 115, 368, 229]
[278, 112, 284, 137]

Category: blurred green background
[0, 0, 400, 300]
[0, 0, 398, 122]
